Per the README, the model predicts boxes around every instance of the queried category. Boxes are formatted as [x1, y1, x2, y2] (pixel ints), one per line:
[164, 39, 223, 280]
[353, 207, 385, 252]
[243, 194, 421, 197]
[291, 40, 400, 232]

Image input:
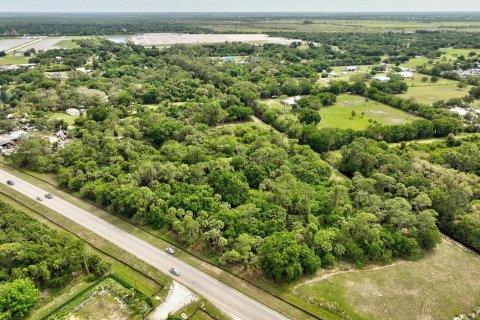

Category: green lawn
[472, 100, 480, 109]
[401, 48, 480, 70]
[200, 19, 480, 33]
[400, 57, 432, 69]
[0, 54, 29, 65]
[397, 82, 471, 105]
[55, 39, 80, 49]
[47, 112, 79, 125]
[318, 94, 420, 130]
[294, 240, 480, 320]
[259, 98, 293, 113]
[438, 48, 480, 61]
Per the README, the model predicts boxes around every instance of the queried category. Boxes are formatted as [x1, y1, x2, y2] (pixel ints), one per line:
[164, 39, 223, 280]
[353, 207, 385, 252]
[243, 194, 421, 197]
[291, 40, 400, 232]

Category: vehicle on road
[166, 247, 175, 254]
[36, 196, 43, 201]
[45, 193, 53, 199]
[170, 267, 180, 276]
[6, 180, 14, 186]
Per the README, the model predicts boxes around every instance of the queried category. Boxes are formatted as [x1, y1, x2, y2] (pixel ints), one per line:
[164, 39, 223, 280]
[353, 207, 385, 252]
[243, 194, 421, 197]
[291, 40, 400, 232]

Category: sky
[1, 0, 479, 13]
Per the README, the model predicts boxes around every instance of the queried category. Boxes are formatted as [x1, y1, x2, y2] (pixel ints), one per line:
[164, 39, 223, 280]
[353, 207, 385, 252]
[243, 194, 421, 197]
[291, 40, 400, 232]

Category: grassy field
[401, 48, 480, 70]
[47, 111, 79, 125]
[318, 94, 419, 130]
[55, 39, 80, 49]
[197, 19, 480, 33]
[400, 56, 432, 69]
[0, 54, 29, 65]
[439, 48, 480, 61]
[293, 240, 480, 320]
[259, 98, 293, 113]
[259, 94, 421, 130]
[397, 82, 471, 105]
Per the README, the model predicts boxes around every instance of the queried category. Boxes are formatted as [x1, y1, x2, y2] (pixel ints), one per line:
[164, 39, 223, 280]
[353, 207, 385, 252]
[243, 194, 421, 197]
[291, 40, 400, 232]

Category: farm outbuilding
[373, 76, 391, 82]
[398, 71, 414, 78]
[66, 108, 81, 116]
[281, 96, 301, 106]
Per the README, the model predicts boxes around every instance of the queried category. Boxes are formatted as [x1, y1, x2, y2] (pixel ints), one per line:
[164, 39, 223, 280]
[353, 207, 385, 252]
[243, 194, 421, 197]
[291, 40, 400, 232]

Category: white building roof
[66, 108, 81, 116]
[373, 76, 391, 82]
[398, 71, 414, 78]
[450, 107, 469, 116]
[281, 96, 301, 106]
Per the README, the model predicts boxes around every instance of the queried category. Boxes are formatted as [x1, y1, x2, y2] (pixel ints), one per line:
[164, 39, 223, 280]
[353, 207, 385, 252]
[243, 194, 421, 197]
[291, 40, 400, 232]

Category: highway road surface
[0, 169, 288, 320]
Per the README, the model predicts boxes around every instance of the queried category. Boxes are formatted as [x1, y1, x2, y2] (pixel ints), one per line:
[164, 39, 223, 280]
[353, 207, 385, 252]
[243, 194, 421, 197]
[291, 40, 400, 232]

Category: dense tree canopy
[1, 32, 478, 284]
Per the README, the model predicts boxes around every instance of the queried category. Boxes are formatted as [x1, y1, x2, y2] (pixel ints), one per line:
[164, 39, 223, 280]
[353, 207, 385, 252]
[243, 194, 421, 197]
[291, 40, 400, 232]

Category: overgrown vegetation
[0, 201, 110, 319]
[1, 12, 480, 320]
[3, 39, 464, 283]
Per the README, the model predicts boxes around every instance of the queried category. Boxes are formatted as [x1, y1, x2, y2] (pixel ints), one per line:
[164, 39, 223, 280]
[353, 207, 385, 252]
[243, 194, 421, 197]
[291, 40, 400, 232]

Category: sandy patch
[150, 282, 198, 320]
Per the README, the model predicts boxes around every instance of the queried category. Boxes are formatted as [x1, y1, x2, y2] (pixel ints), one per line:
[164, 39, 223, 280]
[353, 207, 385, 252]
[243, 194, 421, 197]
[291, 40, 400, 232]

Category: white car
[166, 247, 175, 254]
[36, 196, 43, 202]
[170, 267, 180, 276]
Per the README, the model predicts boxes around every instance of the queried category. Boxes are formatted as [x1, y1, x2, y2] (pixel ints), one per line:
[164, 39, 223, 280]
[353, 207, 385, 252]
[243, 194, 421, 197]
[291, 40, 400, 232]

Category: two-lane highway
[0, 169, 288, 320]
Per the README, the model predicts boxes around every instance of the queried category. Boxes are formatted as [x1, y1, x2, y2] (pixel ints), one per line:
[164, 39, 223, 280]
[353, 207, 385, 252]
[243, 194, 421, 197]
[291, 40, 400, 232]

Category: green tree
[469, 86, 480, 99]
[214, 172, 249, 206]
[298, 109, 321, 125]
[11, 137, 50, 171]
[260, 232, 319, 282]
[0, 278, 40, 320]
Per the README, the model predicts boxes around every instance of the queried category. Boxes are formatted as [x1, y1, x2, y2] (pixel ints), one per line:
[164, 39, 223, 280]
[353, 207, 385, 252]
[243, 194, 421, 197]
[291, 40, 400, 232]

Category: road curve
[0, 169, 288, 320]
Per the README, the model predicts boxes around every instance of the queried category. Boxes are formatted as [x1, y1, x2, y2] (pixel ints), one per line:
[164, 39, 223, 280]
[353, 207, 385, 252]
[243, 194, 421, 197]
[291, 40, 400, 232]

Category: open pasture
[0, 53, 29, 65]
[318, 94, 419, 130]
[199, 19, 480, 33]
[397, 82, 471, 105]
[294, 240, 480, 320]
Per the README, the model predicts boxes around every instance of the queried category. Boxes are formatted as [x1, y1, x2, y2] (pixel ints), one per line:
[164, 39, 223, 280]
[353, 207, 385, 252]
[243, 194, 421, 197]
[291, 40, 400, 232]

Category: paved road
[0, 169, 288, 320]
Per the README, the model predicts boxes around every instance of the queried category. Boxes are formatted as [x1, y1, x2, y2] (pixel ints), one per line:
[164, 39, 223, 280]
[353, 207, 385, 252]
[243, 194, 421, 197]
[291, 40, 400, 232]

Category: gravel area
[151, 282, 197, 320]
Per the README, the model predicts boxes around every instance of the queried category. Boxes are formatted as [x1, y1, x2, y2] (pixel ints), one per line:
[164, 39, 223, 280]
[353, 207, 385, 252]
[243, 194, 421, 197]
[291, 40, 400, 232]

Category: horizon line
[1, 11, 480, 14]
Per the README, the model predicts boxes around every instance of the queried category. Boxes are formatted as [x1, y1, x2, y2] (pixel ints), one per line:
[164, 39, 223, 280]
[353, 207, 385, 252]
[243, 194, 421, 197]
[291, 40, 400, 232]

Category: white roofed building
[373, 76, 391, 82]
[398, 71, 414, 78]
[281, 96, 301, 106]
